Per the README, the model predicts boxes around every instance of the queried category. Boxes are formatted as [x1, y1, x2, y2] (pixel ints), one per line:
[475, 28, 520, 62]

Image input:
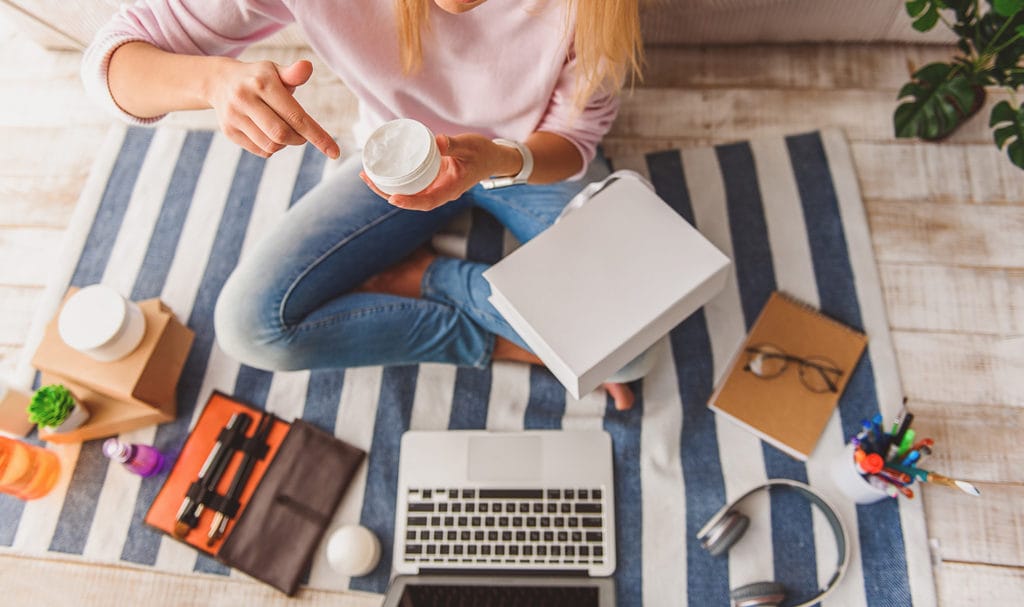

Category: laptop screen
[394, 582, 599, 607]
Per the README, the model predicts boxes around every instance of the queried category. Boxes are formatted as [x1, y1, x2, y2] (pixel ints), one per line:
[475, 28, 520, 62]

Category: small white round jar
[58, 285, 146, 363]
[325, 524, 381, 577]
[362, 118, 441, 196]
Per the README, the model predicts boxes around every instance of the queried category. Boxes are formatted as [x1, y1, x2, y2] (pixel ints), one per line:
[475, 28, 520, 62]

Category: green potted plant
[896, 0, 1024, 168]
[28, 384, 89, 433]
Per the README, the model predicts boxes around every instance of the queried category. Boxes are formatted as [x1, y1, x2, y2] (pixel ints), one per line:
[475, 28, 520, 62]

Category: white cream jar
[58, 285, 146, 363]
[362, 118, 441, 196]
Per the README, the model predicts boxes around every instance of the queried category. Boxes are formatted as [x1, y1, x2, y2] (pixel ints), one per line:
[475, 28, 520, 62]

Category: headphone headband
[696, 479, 851, 607]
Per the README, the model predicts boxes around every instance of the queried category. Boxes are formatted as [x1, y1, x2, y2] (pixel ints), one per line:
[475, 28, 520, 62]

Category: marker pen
[896, 429, 917, 459]
[878, 468, 911, 485]
[900, 450, 921, 468]
[857, 452, 884, 475]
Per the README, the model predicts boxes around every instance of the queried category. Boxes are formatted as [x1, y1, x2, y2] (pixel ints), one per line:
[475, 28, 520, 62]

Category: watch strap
[480, 138, 533, 189]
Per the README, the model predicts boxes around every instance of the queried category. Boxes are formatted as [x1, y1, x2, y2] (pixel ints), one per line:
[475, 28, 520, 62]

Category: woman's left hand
[359, 133, 516, 211]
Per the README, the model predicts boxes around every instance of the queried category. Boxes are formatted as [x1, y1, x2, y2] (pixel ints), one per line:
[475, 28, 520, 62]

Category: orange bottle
[0, 436, 60, 500]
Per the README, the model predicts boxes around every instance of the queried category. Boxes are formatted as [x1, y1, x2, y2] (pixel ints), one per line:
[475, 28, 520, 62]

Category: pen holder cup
[830, 443, 890, 505]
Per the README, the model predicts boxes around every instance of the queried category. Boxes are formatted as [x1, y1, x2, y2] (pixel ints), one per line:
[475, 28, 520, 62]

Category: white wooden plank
[852, 142, 973, 204]
[0, 227, 64, 286]
[894, 331, 1024, 407]
[0, 553, 382, 607]
[910, 400, 1024, 483]
[936, 562, 1024, 606]
[880, 264, 1020, 335]
[642, 44, 956, 90]
[853, 142, 1024, 206]
[867, 201, 1024, 268]
[0, 285, 39, 345]
[1011, 270, 1024, 335]
[611, 88, 1014, 144]
[0, 344, 20, 378]
[924, 482, 1024, 567]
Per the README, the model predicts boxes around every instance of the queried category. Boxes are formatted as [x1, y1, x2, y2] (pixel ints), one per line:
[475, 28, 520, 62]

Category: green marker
[896, 429, 916, 459]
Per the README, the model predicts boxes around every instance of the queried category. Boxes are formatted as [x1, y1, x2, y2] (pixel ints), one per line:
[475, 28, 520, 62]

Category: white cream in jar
[362, 119, 441, 196]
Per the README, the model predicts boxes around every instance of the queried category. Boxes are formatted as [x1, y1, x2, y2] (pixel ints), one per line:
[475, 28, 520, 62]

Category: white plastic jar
[58, 284, 146, 363]
[361, 118, 441, 196]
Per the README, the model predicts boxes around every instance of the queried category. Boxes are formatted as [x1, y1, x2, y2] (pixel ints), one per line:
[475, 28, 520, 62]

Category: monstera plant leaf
[990, 100, 1024, 168]
[994, 0, 1024, 17]
[906, 0, 946, 31]
[895, 62, 984, 140]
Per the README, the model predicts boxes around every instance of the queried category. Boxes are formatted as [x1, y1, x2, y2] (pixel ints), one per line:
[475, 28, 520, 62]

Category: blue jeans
[214, 152, 612, 371]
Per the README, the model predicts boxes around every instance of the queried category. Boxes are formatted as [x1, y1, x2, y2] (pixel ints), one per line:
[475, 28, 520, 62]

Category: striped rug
[1, 125, 936, 606]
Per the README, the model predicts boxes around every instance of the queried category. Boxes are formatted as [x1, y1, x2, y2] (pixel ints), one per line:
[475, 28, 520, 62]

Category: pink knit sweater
[82, 0, 620, 176]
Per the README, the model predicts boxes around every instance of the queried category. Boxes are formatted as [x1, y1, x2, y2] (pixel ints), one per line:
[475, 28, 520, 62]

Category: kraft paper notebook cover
[708, 292, 867, 461]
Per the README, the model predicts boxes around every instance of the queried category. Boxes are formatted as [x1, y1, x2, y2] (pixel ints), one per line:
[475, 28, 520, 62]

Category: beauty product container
[326, 524, 381, 577]
[102, 438, 165, 477]
[362, 118, 441, 196]
[58, 284, 146, 363]
[0, 436, 60, 500]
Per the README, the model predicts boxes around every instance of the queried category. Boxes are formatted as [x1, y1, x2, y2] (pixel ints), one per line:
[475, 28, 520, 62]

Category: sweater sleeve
[81, 0, 294, 125]
[534, 48, 622, 181]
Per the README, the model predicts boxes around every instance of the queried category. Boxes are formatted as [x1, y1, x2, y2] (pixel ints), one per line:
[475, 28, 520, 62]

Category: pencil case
[145, 391, 365, 594]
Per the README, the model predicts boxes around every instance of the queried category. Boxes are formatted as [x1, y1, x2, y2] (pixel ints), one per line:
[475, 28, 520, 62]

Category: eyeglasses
[742, 343, 843, 393]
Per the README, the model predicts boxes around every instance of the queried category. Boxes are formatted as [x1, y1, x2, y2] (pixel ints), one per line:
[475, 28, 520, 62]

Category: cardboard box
[0, 383, 34, 437]
[32, 290, 194, 443]
[484, 175, 731, 398]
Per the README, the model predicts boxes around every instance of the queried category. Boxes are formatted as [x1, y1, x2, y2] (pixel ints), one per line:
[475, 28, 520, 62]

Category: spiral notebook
[708, 292, 867, 461]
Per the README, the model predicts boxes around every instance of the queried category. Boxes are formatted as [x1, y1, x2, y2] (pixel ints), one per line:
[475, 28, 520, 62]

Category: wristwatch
[480, 138, 534, 189]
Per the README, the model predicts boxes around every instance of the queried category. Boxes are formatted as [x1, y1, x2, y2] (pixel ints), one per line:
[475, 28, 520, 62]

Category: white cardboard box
[483, 175, 731, 398]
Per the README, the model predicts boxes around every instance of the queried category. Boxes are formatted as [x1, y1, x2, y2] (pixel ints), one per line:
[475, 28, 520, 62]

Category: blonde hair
[396, 0, 644, 110]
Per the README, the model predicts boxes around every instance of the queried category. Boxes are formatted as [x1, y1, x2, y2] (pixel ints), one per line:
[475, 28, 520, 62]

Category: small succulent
[28, 384, 77, 428]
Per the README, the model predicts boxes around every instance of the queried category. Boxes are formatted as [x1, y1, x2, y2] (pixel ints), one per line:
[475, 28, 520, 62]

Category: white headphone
[696, 479, 851, 607]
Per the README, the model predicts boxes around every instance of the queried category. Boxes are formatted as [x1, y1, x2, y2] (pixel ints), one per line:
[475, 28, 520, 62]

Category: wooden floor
[0, 13, 1021, 606]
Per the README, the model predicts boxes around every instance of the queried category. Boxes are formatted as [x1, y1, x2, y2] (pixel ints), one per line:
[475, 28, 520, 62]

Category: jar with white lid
[58, 285, 146, 363]
[362, 118, 441, 196]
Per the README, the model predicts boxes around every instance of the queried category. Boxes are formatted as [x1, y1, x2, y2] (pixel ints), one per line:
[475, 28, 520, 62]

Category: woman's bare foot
[356, 246, 436, 298]
[494, 337, 636, 411]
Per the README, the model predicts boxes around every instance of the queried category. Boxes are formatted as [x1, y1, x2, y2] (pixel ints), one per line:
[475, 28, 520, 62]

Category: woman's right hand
[205, 58, 339, 160]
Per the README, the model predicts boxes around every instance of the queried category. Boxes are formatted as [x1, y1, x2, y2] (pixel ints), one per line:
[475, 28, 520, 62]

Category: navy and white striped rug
[1, 126, 936, 605]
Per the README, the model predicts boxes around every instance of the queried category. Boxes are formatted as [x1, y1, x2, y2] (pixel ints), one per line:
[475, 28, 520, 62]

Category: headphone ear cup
[730, 581, 787, 607]
[705, 511, 750, 557]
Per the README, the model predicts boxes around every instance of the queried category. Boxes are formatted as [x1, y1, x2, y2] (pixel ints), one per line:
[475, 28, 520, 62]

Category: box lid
[483, 175, 731, 397]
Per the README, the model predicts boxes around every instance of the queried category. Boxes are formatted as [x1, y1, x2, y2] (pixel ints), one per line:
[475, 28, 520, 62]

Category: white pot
[46, 402, 90, 434]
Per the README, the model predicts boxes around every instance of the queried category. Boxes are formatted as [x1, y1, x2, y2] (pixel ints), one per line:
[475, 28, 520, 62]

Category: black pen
[886, 412, 914, 462]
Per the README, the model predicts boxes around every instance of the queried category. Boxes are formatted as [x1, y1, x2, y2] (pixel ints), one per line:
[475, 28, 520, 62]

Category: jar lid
[58, 285, 128, 351]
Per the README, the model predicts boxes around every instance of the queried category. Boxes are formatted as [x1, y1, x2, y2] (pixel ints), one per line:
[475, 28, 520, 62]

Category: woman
[83, 0, 644, 410]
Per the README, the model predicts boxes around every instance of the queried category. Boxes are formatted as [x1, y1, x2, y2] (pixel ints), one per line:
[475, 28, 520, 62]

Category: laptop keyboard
[402, 487, 608, 568]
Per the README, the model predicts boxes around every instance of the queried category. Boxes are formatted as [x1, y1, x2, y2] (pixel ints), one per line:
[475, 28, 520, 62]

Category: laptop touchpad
[468, 435, 542, 482]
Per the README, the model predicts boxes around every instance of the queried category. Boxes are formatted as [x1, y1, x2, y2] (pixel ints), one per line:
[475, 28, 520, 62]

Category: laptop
[382, 430, 617, 607]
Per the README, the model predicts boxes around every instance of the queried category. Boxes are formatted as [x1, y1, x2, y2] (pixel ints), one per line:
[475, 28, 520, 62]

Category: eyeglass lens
[745, 345, 841, 393]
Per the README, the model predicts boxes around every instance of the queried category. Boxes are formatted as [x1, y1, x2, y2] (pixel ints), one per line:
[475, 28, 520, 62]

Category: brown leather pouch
[216, 418, 365, 595]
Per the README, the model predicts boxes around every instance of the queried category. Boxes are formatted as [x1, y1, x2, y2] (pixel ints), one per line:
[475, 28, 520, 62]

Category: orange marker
[857, 452, 884, 475]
